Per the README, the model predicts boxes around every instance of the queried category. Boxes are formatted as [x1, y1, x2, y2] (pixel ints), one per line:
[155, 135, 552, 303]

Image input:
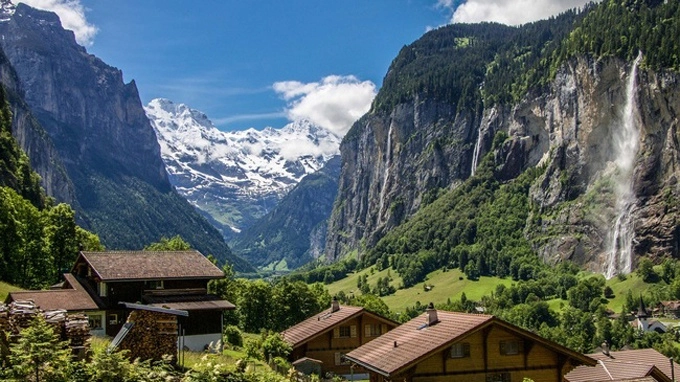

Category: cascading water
[378, 124, 393, 217]
[605, 52, 643, 279]
[470, 128, 483, 176]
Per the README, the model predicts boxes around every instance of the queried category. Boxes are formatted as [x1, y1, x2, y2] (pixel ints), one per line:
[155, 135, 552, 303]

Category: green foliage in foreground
[1, 316, 291, 382]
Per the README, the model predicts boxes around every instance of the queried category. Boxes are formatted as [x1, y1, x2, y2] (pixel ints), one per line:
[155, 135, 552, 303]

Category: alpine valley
[145, 98, 341, 242]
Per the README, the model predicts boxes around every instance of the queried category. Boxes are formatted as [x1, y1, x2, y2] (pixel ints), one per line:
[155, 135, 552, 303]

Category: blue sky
[20, 0, 593, 133]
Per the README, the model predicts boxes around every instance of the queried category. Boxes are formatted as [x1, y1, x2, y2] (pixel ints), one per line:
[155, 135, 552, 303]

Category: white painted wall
[179, 333, 222, 351]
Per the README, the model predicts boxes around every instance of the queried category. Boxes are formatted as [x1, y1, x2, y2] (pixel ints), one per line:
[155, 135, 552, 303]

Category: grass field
[0, 281, 22, 301]
[324, 266, 657, 314]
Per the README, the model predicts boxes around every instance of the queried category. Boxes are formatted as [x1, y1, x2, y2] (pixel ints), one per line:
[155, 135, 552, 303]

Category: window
[339, 326, 351, 338]
[450, 342, 471, 358]
[146, 280, 164, 289]
[98, 282, 107, 297]
[365, 324, 384, 337]
[108, 314, 119, 325]
[499, 340, 521, 355]
[486, 372, 510, 382]
[88, 315, 103, 330]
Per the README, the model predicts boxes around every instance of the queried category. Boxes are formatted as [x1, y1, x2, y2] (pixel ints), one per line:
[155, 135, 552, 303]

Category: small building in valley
[6, 250, 233, 351]
[281, 298, 399, 377]
[344, 303, 596, 382]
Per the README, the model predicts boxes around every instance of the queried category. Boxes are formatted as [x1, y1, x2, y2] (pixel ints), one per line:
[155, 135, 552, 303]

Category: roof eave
[343, 355, 390, 377]
[99, 275, 223, 282]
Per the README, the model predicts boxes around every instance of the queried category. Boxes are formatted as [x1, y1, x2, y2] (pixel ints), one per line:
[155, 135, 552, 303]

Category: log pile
[118, 310, 177, 363]
[0, 301, 90, 357]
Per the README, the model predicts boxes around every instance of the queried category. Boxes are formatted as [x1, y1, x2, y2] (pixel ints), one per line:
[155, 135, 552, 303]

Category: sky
[19, 0, 594, 134]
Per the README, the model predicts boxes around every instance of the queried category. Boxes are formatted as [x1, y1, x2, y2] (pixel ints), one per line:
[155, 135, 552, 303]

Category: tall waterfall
[605, 52, 643, 279]
[378, 125, 393, 217]
[470, 128, 483, 176]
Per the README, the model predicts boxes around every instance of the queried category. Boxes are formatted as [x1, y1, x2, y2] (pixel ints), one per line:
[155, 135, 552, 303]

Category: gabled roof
[6, 274, 100, 311]
[566, 349, 673, 382]
[75, 250, 224, 281]
[281, 305, 396, 348]
[344, 310, 596, 377]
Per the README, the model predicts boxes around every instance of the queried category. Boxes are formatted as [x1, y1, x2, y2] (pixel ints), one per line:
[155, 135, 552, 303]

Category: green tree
[261, 332, 292, 362]
[8, 315, 73, 382]
[43, 203, 78, 279]
[144, 235, 192, 251]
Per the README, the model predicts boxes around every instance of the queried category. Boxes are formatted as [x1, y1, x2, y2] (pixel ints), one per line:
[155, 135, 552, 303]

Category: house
[343, 303, 596, 382]
[281, 298, 399, 377]
[657, 301, 680, 318]
[634, 297, 666, 334]
[565, 348, 674, 382]
[7, 250, 234, 351]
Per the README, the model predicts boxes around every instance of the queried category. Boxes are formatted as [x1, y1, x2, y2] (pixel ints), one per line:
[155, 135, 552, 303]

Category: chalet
[565, 348, 674, 382]
[657, 300, 680, 318]
[344, 303, 596, 382]
[281, 298, 399, 377]
[6, 250, 233, 351]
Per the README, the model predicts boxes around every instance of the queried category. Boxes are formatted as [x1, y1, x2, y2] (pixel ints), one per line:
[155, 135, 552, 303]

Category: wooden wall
[294, 313, 396, 375]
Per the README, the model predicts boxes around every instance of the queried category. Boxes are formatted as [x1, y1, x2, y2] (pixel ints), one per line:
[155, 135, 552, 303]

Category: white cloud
[20, 0, 97, 46]
[439, 0, 594, 25]
[273, 75, 376, 137]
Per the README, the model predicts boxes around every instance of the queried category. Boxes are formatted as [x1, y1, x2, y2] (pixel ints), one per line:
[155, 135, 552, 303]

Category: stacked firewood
[7, 300, 39, 336]
[0, 301, 90, 357]
[118, 310, 177, 363]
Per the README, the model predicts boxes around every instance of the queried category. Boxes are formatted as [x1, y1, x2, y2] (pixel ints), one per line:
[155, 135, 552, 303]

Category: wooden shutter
[382, 324, 387, 333]
[350, 325, 357, 337]
[334, 352, 342, 365]
[365, 324, 371, 337]
[333, 327, 339, 338]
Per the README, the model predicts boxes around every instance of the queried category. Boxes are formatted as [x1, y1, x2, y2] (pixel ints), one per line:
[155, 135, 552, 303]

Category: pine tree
[8, 315, 73, 382]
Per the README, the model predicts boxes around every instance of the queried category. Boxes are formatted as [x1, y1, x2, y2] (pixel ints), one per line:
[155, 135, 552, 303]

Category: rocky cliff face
[0, 3, 251, 270]
[0, 42, 75, 205]
[325, 53, 680, 273]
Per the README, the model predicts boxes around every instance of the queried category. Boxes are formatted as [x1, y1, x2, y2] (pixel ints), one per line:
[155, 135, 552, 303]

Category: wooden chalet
[8, 250, 234, 351]
[344, 303, 596, 382]
[565, 348, 674, 382]
[281, 298, 399, 376]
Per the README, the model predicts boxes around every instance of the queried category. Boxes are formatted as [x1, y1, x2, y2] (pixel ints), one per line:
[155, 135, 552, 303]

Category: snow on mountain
[145, 98, 341, 238]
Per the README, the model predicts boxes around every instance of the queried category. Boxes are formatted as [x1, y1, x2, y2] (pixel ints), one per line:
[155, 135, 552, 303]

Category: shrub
[223, 325, 243, 347]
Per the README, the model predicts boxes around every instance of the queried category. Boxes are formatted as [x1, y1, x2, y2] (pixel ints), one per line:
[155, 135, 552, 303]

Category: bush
[261, 333, 292, 362]
[223, 325, 243, 347]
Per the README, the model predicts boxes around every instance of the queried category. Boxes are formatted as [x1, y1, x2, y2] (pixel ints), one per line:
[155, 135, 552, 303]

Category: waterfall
[605, 52, 643, 279]
[470, 128, 483, 176]
[378, 124, 393, 217]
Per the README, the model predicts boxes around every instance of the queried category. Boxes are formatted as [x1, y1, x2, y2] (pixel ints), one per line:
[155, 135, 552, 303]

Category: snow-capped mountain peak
[145, 98, 341, 237]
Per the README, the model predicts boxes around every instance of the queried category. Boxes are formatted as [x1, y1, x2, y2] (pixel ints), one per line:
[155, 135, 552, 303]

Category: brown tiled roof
[566, 349, 673, 382]
[345, 310, 596, 377]
[144, 294, 235, 311]
[281, 305, 367, 347]
[7, 274, 99, 311]
[77, 251, 224, 281]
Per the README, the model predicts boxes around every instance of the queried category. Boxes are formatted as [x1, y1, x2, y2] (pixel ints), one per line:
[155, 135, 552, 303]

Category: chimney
[426, 302, 438, 326]
[601, 341, 610, 356]
[331, 296, 340, 313]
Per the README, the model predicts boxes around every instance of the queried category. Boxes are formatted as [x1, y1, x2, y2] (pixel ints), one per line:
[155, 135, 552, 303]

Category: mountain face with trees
[324, 0, 680, 280]
[233, 156, 342, 270]
[0, 3, 252, 271]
